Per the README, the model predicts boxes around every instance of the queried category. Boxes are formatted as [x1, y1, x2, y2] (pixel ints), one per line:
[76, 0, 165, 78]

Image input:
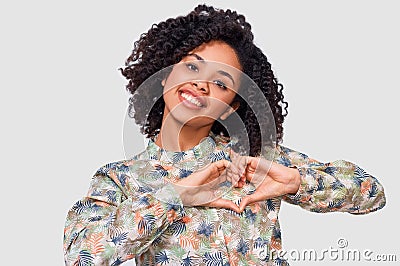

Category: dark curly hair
[120, 4, 288, 156]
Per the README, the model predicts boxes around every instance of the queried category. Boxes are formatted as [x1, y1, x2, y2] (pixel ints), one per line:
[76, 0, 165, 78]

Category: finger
[200, 160, 231, 183]
[226, 164, 241, 186]
[244, 164, 265, 186]
[241, 156, 255, 182]
[237, 178, 245, 188]
[213, 159, 230, 170]
[220, 160, 241, 187]
[237, 156, 248, 174]
[211, 168, 240, 189]
[208, 198, 240, 213]
[239, 195, 253, 212]
[224, 171, 233, 185]
[230, 155, 247, 182]
[245, 156, 265, 176]
[225, 171, 235, 183]
[238, 193, 265, 212]
[202, 160, 228, 176]
[228, 161, 240, 176]
[222, 172, 240, 188]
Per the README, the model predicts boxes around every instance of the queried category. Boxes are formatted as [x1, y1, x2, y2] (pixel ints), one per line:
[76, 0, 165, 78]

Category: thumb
[209, 198, 240, 213]
[239, 194, 260, 213]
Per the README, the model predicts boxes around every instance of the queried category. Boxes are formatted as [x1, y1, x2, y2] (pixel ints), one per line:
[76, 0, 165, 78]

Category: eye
[185, 62, 199, 72]
[213, 80, 227, 90]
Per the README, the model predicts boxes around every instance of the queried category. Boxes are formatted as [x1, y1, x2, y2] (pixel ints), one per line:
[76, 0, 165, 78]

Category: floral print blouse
[63, 134, 386, 265]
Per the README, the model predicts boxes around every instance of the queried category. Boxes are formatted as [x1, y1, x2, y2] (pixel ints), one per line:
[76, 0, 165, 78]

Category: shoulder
[93, 148, 151, 177]
[276, 145, 308, 158]
[88, 152, 155, 201]
[89, 149, 153, 192]
[94, 159, 128, 177]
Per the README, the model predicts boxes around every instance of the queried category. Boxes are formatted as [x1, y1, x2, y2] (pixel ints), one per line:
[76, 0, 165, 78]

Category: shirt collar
[146, 133, 217, 163]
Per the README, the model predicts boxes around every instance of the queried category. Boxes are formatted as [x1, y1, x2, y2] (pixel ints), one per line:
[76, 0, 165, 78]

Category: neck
[155, 121, 212, 152]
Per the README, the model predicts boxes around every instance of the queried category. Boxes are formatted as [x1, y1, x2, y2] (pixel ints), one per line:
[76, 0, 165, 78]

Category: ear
[220, 102, 240, 120]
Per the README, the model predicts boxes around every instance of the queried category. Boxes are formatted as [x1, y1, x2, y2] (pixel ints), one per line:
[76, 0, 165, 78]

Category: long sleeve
[63, 161, 184, 265]
[273, 145, 386, 214]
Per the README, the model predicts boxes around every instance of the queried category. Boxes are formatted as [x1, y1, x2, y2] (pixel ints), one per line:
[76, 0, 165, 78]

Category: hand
[237, 156, 301, 212]
[173, 159, 243, 212]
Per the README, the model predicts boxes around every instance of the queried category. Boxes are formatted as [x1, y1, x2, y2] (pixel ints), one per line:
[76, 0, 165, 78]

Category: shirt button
[215, 240, 221, 245]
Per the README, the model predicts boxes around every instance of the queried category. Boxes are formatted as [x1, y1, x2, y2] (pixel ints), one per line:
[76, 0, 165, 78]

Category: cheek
[212, 91, 236, 106]
[162, 84, 178, 102]
[206, 95, 235, 117]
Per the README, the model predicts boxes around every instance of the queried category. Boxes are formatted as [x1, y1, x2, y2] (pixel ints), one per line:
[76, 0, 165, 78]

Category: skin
[154, 40, 300, 213]
[236, 155, 301, 212]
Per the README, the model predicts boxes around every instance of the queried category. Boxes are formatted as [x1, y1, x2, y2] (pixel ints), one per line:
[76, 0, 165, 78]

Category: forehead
[188, 41, 242, 71]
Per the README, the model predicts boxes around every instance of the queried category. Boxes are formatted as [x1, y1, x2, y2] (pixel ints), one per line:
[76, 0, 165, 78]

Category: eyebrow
[187, 53, 236, 85]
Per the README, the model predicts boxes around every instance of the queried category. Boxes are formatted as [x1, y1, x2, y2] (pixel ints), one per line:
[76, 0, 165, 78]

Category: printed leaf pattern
[76, 250, 93, 266]
[64, 134, 385, 265]
[87, 233, 105, 255]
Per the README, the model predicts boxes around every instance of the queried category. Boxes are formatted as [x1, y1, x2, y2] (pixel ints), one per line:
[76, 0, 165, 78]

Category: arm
[274, 145, 386, 214]
[63, 162, 184, 265]
[64, 158, 243, 265]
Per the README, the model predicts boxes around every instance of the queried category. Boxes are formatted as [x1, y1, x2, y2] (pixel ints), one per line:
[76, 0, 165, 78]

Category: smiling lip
[178, 88, 207, 109]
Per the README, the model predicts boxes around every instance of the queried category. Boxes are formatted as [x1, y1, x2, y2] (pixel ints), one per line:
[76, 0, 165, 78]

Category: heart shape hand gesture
[173, 153, 301, 213]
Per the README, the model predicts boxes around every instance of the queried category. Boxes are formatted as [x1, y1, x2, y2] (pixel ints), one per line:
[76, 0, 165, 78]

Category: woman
[63, 5, 385, 265]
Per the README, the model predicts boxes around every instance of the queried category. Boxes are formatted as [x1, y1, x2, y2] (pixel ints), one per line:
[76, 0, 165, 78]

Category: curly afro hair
[120, 4, 288, 157]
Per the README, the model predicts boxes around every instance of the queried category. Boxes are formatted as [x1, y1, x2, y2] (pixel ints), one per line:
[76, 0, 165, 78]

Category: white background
[1, 0, 399, 265]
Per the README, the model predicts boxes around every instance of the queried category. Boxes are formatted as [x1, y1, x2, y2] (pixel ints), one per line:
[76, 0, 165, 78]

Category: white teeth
[181, 92, 203, 107]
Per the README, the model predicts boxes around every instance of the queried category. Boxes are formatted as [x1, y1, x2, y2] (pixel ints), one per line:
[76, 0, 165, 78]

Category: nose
[191, 80, 209, 94]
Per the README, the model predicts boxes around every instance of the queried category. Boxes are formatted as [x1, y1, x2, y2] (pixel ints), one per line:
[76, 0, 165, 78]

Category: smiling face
[161, 41, 243, 131]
